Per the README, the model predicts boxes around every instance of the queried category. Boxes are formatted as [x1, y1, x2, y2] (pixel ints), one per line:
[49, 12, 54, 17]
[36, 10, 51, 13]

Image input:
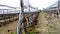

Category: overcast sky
[0, 0, 57, 9]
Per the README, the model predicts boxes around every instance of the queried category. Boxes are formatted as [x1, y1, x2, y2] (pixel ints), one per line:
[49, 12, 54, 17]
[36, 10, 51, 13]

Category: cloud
[0, 0, 57, 9]
[29, 0, 57, 9]
[0, 0, 20, 7]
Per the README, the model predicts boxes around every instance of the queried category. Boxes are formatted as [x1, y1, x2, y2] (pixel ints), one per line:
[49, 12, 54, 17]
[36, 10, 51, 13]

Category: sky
[0, 0, 58, 10]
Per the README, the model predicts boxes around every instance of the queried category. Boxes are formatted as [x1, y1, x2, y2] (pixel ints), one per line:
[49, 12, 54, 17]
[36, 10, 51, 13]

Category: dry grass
[0, 12, 60, 34]
[38, 12, 60, 34]
[0, 20, 18, 34]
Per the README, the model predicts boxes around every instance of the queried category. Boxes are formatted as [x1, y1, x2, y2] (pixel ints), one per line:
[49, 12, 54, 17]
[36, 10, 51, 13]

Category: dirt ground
[0, 12, 60, 34]
[0, 20, 18, 34]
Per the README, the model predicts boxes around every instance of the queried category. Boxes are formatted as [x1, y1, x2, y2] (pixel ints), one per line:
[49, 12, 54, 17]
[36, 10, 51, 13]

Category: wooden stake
[17, 0, 24, 34]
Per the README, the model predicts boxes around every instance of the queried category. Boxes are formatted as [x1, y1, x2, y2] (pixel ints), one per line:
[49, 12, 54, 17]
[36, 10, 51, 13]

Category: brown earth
[0, 20, 18, 34]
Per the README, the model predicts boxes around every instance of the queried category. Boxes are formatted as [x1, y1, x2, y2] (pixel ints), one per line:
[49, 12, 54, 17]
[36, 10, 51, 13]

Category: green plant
[11, 32, 14, 34]
[28, 30, 39, 34]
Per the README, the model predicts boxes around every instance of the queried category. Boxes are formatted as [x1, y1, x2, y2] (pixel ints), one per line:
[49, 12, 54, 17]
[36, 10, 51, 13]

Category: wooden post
[17, 0, 24, 34]
[57, 0, 59, 18]
[28, 5, 32, 26]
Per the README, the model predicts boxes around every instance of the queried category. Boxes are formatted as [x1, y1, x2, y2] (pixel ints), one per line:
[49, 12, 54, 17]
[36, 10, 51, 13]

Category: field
[38, 12, 60, 34]
[0, 14, 18, 34]
[0, 20, 18, 34]
[0, 12, 60, 34]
